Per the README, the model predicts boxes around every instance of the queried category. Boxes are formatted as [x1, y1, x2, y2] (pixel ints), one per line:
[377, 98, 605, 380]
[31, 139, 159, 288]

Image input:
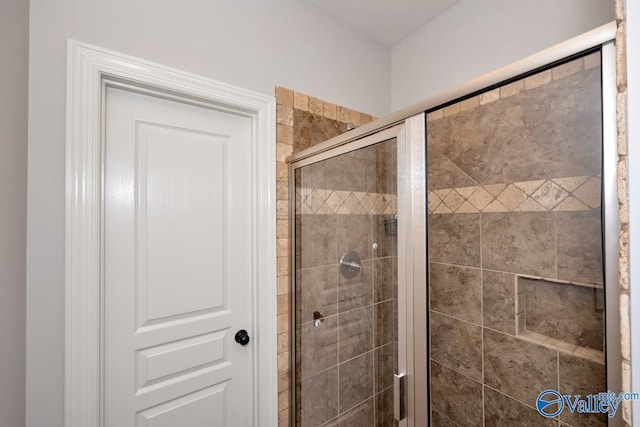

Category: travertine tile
[460, 96, 479, 111]
[443, 103, 461, 117]
[431, 410, 459, 427]
[293, 91, 308, 111]
[338, 259, 373, 313]
[427, 109, 444, 121]
[500, 80, 525, 98]
[338, 306, 373, 363]
[584, 52, 601, 70]
[301, 367, 339, 425]
[338, 397, 374, 426]
[483, 270, 516, 334]
[299, 265, 338, 323]
[479, 88, 500, 105]
[531, 180, 569, 209]
[559, 353, 607, 426]
[525, 69, 552, 89]
[276, 86, 294, 107]
[557, 209, 604, 284]
[481, 212, 556, 277]
[323, 101, 337, 120]
[373, 257, 397, 303]
[374, 343, 395, 392]
[573, 176, 601, 208]
[374, 388, 393, 427]
[484, 386, 556, 426]
[496, 185, 527, 211]
[429, 263, 482, 324]
[431, 361, 483, 426]
[277, 123, 293, 145]
[431, 311, 482, 381]
[338, 352, 374, 412]
[300, 316, 337, 378]
[308, 96, 323, 115]
[429, 213, 481, 267]
[277, 104, 294, 125]
[483, 328, 558, 404]
[553, 57, 584, 80]
[374, 300, 396, 348]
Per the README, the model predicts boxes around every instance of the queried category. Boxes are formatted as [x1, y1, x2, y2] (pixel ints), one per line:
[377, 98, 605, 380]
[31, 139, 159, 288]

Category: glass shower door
[426, 51, 608, 427]
[292, 137, 399, 426]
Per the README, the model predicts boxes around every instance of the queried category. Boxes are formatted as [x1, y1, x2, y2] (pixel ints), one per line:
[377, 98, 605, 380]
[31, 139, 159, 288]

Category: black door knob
[235, 329, 250, 346]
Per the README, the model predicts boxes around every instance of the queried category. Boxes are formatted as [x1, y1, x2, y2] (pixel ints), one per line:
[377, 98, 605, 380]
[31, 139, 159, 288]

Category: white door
[104, 87, 254, 426]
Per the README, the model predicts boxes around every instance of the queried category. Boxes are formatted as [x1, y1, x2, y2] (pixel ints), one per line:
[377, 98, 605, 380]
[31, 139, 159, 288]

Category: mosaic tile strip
[428, 176, 601, 213]
[297, 189, 397, 215]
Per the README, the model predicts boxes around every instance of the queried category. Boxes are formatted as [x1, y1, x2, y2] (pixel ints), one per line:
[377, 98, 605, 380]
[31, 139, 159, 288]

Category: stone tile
[442, 190, 465, 211]
[520, 277, 604, 352]
[338, 306, 373, 363]
[496, 185, 527, 211]
[375, 139, 397, 195]
[338, 398, 374, 426]
[301, 367, 339, 426]
[460, 96, 479, 111]
[483, 270, 516, 334]
[336, 214, 373, 261]
[429, 263, 482, 324]
[431, 410, 459, 427]
[277, 104, 294, 126]
[481, 212, 556, 277]
[525, 69, 552, 89]
[374, 300, 396, 348]
[480, 88, 500, 105]
[430, 312, 482, 381]
[374, 343, 396, 393]
[429, 213, 481, 267]
[323, 101, 337, 120]
[443, 103, 461, 117]
[326, 150, 377, 193]
[483, 329, 558, 405]
[276, 86, 294, 107]
[431, 361, 483, 427]
[374, 388, 394, 427]
[484, 386, 556, 426]
[467, 186, 493, 210]
[427, 109, 444, 121]
[309, 96, 323, 115]
[338, 259, 373, 313]
[500, 80, 525, 98]
[558, 353, 607, 427]
[293, 110, 345, 152]
[374, 257, 397, 303]
[553, 57, 584, 80]
[339, 352, 374, 412]
[557, 209, 604, 284]
[294, 91, 309, 111]
[429, 67, 602, 185]
[573, 176, 601, 209]
[531, 180, 569, 209]
[299, 265, 338, 323]
[300, 316, 338, 378]
[299, 214, 337, 268]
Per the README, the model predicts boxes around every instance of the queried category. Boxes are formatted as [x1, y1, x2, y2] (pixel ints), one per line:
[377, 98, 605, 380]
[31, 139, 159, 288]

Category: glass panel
[426, 52, 606, 426]
[294, 138, 398, 426]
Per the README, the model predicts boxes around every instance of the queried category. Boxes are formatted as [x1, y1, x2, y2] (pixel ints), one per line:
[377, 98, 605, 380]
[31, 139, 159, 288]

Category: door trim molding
[65, 40, 277, 427]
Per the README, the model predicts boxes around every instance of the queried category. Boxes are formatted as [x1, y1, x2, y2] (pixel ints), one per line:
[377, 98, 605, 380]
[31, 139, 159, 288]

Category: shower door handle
[394, 373, 406, 421]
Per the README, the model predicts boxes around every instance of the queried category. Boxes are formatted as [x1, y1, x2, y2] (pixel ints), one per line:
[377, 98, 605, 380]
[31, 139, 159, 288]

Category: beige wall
[0, 0, 29, 425]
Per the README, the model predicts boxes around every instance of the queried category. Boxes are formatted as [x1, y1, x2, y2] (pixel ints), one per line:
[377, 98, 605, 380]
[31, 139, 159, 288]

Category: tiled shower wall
[274, 87, 375, 426]
[427, 54, 608, 427]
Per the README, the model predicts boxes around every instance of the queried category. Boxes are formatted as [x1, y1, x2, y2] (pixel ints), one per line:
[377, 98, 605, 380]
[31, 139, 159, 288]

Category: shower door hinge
[394, 373, 407, 421]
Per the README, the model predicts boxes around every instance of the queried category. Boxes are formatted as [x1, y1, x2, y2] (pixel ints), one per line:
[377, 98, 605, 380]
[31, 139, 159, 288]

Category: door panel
[104, 87, 253, 426]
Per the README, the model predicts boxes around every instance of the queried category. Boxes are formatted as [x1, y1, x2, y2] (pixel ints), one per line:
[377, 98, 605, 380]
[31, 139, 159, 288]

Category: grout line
[479, 212, 486, 427]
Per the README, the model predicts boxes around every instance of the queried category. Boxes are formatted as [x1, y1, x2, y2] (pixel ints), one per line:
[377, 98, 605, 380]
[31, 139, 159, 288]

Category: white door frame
[64, 40, 277, 427]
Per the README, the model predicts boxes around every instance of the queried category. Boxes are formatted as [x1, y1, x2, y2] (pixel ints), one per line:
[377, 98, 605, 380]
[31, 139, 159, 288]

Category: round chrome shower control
[235, 329, 250, 346]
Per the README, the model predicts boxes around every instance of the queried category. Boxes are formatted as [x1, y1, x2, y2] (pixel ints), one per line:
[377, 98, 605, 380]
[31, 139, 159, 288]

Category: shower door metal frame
[288, 113, 428, 427]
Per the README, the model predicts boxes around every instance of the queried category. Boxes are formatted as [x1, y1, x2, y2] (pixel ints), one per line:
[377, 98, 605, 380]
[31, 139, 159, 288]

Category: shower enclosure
[288, 29, 619, 427]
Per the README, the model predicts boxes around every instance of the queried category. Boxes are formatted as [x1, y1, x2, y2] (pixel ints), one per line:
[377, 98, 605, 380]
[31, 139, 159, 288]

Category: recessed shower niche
[287, 34, 619, 427]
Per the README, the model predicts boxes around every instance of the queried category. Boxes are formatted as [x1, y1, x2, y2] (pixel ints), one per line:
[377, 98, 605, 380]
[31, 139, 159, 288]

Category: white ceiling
[307, 0, 461, 46]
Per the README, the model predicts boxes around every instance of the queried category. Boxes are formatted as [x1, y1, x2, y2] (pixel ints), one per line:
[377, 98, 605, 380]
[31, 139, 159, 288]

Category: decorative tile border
[428, 175, 601, 214]
[427, 53, 601, 122]
[297, 189, 397, 215]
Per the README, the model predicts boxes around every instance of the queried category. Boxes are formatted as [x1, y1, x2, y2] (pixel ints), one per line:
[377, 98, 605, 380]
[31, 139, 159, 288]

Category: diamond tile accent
[457, 201, 479, 213]
[434, 189, 452, 200]
[515, 198, 546, 212]
[552, 176, 588, 193]
[326, 192, 343, 213]
[496, 185, 527, 211]
[484, 183, 507, 197]
[573, 177, 601, 208]
[514, 179, 545, 196]
[428, 192, 442, 212]
[468, 187, 494, 210]
[442, 190, 465, 211]
[434, 204, 453, 214]
[554, 196, 589, 211]
[456, 186, 477, 198]
[484, 200, 509, 212]
[531, 181, 569, 209]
